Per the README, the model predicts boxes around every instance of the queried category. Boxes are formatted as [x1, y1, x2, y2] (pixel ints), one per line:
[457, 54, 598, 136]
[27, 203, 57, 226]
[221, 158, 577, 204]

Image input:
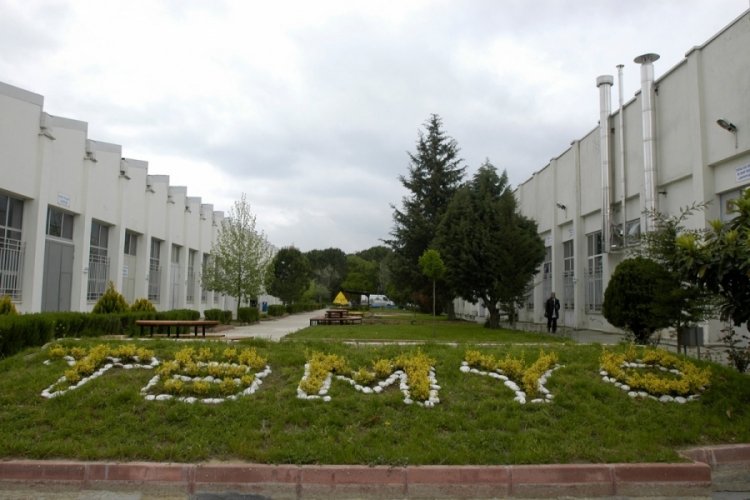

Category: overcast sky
[1, 1, 747, 253]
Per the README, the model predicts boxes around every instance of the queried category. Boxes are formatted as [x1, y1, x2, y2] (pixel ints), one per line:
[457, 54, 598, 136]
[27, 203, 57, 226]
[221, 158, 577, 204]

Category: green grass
[287, 311, 570, 344]
[0, 328, 748, 465]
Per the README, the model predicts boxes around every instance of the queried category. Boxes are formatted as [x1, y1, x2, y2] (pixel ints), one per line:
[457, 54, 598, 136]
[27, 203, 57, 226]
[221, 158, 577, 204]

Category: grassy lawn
[1, 319, 748, 466]
[287, 310, 570, 344]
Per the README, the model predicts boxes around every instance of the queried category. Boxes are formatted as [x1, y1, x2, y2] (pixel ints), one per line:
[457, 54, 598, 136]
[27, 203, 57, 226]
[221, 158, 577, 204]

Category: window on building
[201, 253, 209, 304]
[542, 246, 552, 301]
[720, 187, 748, 222]
[625, 219, 641, 246]
[149, 238, 161, 302]
[562, 240, 574, 310]
[0, 194, 24, 299]
[586, 231, 604, 312]
[46, 206, 74, 240]
[524, 278, 534, 310]
[124, 230, 137, 256]
[186, 250, 197, 303]
[87, 220, 110, 301]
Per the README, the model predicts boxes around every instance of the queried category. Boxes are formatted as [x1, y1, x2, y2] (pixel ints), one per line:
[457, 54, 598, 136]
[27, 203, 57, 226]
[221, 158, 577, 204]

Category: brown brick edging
[0, 455, 731, 497]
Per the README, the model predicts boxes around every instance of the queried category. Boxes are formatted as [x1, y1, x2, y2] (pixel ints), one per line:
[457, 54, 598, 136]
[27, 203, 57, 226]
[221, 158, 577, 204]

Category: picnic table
[135, 319, 220, 338]
[309, 309, 363, 326]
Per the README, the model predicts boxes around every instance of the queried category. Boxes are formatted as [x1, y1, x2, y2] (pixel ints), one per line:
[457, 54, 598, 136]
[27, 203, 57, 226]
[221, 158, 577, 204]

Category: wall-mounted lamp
[717, 118, 738, 148]
[717, 119, 737, 133]
[556, 203, 567, 211]
[658, 190, 667, 196]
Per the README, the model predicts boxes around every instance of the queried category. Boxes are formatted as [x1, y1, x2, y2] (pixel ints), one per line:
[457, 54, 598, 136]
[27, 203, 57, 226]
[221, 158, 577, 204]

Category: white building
[0, 80, 269, 314]
[455, 9, 750, 344]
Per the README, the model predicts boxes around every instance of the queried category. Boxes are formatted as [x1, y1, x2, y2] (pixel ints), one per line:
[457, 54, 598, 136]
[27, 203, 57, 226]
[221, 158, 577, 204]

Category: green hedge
[0, 308, 201, 358]
[237, 307, 259, 324]
[204, 309, 233, 324]
[285, 303, 323, 314]
[0, 314, 53, 358]
[267, 305, 286, 317]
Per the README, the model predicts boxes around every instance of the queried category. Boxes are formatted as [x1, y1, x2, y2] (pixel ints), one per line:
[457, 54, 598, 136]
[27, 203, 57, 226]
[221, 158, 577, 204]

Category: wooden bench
[135, 320, 220, 338]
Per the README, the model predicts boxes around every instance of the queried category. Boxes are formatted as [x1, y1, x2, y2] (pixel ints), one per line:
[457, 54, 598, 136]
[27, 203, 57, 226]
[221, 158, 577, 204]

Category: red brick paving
[0, 444, 745, 498]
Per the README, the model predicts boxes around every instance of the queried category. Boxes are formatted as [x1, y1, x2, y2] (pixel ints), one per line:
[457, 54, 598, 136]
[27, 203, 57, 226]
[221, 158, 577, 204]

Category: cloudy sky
[1, 1, 747, 253]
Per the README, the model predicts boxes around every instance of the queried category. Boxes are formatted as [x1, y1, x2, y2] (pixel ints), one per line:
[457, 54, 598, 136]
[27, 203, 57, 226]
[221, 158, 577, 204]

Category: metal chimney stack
[597, 75, 614, 252]
[634, 53, 660, 232]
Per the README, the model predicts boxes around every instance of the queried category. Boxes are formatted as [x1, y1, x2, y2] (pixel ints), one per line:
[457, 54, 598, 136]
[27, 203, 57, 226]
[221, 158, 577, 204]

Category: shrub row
[0, 309, 201, 358]
[238, 307, 260, 324]
[203, 309, 233, 324]
[267, 305, 286, 317]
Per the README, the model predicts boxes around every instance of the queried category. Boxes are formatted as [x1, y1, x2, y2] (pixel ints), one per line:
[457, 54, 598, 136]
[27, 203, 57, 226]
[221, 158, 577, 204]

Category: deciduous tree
[201, 194, 273, 318]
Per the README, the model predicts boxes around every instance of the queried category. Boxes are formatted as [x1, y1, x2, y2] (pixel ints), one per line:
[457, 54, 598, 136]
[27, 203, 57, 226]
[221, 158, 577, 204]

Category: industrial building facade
[0, 81, 247, 314]
[455, 9, 750, 344]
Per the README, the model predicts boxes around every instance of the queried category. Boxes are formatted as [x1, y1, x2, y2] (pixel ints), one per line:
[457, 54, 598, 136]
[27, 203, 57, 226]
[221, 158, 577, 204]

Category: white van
[362, 294, 395, 308]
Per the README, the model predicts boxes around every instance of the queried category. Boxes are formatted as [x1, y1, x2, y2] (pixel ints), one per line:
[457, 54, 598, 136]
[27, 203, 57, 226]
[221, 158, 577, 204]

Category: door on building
[42, 240, 74, 311]
[170, 244, 181, 309]
[42, 207, 75, 312]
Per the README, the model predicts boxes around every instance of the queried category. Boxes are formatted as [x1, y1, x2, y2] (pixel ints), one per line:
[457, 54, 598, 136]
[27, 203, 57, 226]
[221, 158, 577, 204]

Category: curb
[1, 450, 739, 499]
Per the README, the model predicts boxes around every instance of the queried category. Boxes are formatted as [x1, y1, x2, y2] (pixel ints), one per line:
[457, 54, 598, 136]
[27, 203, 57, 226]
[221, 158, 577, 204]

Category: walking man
[544, 292, 560, 333]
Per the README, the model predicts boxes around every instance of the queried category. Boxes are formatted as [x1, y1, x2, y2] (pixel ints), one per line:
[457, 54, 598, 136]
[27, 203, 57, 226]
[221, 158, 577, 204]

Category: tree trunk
[486, 303, 501, 329]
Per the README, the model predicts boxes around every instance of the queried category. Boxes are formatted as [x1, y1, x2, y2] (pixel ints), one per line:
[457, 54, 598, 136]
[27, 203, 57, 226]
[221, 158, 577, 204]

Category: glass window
[562, 240, 574, 310]
[87, 221, 110, 301]
[586, 231, 603, 312]
[124, 231, 137, 256]
[0, 194, 24, 299]
[46, 207, 74, 240]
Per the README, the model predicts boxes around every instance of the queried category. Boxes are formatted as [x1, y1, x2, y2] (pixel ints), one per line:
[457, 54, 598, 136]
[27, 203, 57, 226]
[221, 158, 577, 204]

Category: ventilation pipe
[634, 53, 660, 232]
[617, 64, 626, 246]
[597, 75, 614, 253]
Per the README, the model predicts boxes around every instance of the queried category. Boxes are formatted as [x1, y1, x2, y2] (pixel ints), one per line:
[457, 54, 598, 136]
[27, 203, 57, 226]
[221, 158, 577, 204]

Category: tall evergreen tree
[386, 114, 465, 311]
[437, 162, 544, 328]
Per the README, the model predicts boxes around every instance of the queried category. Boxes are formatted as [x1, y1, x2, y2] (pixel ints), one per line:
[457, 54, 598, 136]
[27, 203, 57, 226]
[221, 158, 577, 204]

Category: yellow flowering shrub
[48, 344, 67, 359]
[222, 347, 238, 362]
[372, 358, 393, 378]
[352, 367, 376, 385]
[600, 346, 711, 397]
[521, 350, 558, 395]
[394, 350, 435, 402]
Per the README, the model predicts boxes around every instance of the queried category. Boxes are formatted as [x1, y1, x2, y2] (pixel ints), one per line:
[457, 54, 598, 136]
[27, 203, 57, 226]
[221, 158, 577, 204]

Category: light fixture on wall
[717, 118, 738, 148]
[717, 119, 737, 133]
[556, 203, 566, 211]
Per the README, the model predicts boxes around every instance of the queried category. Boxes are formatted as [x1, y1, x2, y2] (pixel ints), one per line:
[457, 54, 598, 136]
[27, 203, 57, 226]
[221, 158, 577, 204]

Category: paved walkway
[219, 309, 326, 341]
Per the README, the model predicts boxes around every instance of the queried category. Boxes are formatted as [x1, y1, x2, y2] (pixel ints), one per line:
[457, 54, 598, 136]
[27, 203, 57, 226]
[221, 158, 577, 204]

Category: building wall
[0, 80, 251, 315]
[455, 9, 750, 343]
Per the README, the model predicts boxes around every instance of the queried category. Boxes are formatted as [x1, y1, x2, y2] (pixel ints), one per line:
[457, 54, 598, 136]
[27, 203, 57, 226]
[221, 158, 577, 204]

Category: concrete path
[219, 309, 326, 341]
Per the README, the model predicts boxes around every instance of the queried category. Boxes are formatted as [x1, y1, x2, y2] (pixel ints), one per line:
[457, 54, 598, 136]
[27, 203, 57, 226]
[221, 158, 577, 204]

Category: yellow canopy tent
[333, 291, 349, 307]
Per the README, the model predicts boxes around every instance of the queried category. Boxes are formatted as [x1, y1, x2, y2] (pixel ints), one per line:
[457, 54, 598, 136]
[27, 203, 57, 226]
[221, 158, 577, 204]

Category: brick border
[0, 445, 745, 498]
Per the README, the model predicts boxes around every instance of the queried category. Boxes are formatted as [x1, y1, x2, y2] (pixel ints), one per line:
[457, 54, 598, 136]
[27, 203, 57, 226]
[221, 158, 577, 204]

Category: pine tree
[437, 162, 544, 328]
[387, 114, 465, 311]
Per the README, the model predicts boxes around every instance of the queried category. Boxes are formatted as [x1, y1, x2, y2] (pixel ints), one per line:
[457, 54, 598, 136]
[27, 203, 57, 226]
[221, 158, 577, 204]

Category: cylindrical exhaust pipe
[597, 74, 614, 252]
[634, 53, 660, 232]
[617, 64, 626, 246]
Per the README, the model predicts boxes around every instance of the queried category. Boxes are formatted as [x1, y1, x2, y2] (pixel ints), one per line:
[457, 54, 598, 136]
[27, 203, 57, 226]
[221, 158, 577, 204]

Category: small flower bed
[141, 346, 270, 404]
[461, 350, 561, 404]
[599, 345, 711, 403]
[297, 350, 440, 407]
[42, 343, 158, 398]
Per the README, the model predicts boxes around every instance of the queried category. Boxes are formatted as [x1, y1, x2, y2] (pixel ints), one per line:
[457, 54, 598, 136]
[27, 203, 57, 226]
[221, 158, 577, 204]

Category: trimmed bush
[130, 298, 156, 312]
[267, 304, 286, 317]
[91, 282, 129, 314]
[0, 314, 53, 357]
[204, 309, 232, 324]
[238, 307, 260, 324]
[0, 296, 18, 315]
